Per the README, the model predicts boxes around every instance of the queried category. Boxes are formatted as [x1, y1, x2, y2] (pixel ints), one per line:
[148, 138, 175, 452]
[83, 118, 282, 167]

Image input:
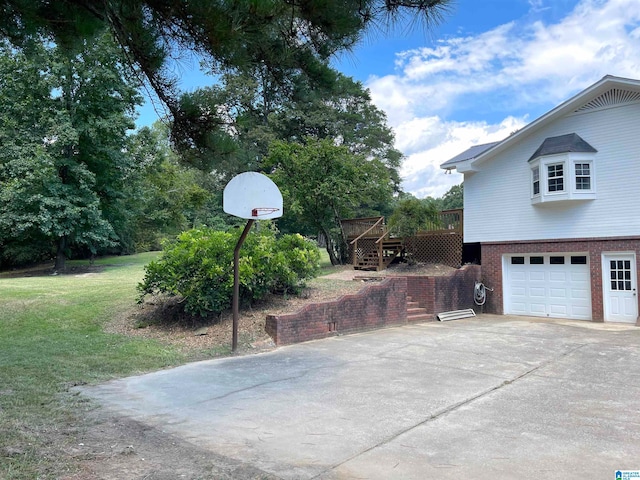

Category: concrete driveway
[82, 316, 640, 479]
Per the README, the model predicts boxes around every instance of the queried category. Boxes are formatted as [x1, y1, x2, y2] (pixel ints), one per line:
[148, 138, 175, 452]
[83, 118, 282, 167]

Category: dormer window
[529, 133, 597, 205]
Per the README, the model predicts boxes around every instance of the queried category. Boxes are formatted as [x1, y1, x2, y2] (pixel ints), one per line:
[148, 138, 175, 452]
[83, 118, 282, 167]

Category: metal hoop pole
[232, 219, 254, 352]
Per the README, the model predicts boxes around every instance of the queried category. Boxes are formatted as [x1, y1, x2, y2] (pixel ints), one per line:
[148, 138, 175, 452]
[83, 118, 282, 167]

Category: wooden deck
[342, 209, 463, 271]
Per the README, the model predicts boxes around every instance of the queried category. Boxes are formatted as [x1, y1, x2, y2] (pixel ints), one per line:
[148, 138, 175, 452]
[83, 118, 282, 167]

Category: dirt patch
[322, 263, 457, 281]
[60, 407, 278, 480]
[106, 262, 457, 358]
[107, 273, 367, 357]
[0, 264, 107, 278]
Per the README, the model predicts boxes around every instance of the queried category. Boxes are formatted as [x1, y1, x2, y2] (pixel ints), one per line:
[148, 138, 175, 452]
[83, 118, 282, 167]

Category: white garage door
[504, 254, 591, 320]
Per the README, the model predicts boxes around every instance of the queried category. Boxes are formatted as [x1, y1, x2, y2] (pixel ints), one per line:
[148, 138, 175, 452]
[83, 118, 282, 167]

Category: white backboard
[223, 172, 283, 220]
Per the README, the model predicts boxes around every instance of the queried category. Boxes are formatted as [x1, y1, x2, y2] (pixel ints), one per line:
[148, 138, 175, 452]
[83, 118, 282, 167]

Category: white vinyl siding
[464, 102, 640, 243]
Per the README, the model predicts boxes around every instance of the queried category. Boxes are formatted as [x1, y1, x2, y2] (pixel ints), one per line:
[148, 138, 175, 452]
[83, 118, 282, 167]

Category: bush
[138, 226, 320, 316]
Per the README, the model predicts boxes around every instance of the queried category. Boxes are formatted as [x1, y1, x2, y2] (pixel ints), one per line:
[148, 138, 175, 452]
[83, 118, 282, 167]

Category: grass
[0, 252, 189, 480]
[0, 248, 339, 478]
[318, 248, 332, 270]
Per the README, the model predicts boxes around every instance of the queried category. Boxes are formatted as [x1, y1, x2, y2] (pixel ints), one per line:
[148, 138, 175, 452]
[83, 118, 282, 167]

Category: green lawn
[0, 252, 188, 479]
[0, 248, 339, 479]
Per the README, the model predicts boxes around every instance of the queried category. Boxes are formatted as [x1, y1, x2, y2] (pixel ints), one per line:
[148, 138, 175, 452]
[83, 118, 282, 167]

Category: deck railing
[341, 216, 386, 239]
[419, 209, 463, 235]
[342, 210, 464, 270]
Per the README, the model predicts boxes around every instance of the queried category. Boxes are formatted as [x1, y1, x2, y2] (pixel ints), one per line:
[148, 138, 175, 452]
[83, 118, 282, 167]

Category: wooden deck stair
[354, 238, 404, 271]
[407, 296, 432, 322]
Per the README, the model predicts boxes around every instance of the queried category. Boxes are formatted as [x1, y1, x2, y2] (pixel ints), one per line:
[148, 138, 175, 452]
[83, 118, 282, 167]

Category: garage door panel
[549, 288, 567, 299]
[511, 271, 526, 281]
[549, 271, 567, 282]
[511, 287, 526, 296]
[549, 304, 568, 316]
[510, 302, 527, 314]
[529, 287, 546, 298]
[504, 254, 591, 321]
[570, 271, 589, 282]
[571, 288, 589, 299]
[571, 305, 591, 318]
[529, 271, 545, 281]
[529, 303, 547, 314]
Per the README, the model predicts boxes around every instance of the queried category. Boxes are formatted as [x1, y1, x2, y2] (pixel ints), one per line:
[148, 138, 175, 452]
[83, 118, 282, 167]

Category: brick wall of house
[481, 237, 640, 321]
[265, 277, 408, 346]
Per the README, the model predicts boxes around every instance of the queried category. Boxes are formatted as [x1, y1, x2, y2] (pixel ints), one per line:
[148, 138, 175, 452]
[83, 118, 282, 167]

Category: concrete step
[407, 313, 433, 322]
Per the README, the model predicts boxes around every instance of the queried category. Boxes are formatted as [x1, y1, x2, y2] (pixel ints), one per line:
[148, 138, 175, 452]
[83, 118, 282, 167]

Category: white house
[441, 75, 640, 324]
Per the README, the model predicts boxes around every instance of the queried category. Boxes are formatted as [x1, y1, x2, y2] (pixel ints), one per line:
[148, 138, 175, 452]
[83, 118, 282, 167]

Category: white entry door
[602, 253, 638, 323]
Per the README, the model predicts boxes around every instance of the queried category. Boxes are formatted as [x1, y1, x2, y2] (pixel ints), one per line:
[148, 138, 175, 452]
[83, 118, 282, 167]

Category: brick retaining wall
[265, 265, 482, 345]
[265, 277, 407, 346]
[405, 265, 481, 318]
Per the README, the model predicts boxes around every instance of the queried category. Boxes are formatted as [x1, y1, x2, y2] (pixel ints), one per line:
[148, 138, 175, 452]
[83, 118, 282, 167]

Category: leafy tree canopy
[0, 34, 140, 269]
[388, 197, 439, 238]
[0, 0, 452, 150]
[441, 182, 463, 210]
[265, 137, 395, 265]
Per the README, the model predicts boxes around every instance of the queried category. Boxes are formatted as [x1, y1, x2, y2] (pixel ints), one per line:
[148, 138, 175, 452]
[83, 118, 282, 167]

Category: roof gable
[441, 75, 640, 172]
[528, 133, 597, 162]
[574, 87, 640, 113]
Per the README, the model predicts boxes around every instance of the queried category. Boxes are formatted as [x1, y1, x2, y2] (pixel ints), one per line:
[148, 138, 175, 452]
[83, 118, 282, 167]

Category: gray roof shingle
[440, 141, 500, 169]
[528, 133, 597, 162]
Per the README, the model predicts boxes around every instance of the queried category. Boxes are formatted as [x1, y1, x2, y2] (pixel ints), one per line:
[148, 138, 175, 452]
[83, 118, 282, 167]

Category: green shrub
[138, 226, 320, 316]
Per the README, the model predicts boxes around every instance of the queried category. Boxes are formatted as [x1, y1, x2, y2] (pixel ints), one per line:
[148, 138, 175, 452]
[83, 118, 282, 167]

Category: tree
[388, 198, 439, 238]
[387, 197, 439, 263]
[0, 1, 453, 152]
[271, 73, 403, 185]
[0, 34, 141, 269]
[265, 138, 395, 265]
[52, 32, 142, 263]
[171, 66, 404, 242]
[441, 183, 463, 210]
[123, 122, 226, 251]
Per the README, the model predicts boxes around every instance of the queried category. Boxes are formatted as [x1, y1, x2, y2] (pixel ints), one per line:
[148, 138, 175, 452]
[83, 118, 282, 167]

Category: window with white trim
[575, 162, 591, 190]
[532, 166, 540, 196]
[530, 154, 596, 205]
[547, 163, 564, 192]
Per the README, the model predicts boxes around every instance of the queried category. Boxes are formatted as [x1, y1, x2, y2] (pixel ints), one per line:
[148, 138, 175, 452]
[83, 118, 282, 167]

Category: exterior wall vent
[575, 88, 640, 113]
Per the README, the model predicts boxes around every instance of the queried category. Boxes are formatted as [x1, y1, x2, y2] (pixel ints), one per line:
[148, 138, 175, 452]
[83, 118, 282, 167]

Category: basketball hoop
[251, 207, 280, 217]
[223, 172, 284, 353]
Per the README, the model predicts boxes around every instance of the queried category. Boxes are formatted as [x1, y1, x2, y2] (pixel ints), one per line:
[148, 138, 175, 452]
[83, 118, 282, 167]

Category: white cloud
[367, 0, 640, 198]
[399, 115, 528, 198]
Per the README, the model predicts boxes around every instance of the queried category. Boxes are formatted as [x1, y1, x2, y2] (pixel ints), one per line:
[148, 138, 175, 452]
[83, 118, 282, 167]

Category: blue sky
[137, 0, 640, 198]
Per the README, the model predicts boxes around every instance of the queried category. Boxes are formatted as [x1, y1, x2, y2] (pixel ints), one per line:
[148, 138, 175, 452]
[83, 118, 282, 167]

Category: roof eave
[466, 75, 640, 170]
[452, 159, 478, 173]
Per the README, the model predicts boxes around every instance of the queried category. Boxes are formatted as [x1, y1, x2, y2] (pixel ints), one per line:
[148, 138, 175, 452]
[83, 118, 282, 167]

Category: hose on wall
[474, 281, 493, 306]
